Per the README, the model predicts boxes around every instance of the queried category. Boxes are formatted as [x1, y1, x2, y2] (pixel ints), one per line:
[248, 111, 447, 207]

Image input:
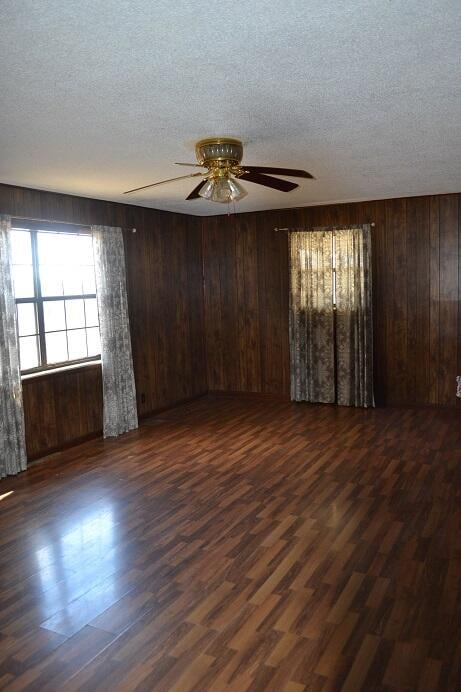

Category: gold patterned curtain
[289, 225, 373, 408]
[335, 226, 374, 407]
[289, 231, 334, 403]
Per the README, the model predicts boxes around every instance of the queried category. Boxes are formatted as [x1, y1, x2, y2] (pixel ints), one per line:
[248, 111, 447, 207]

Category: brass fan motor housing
[195, 138, 244, 170]
[123, 136, 312, 197]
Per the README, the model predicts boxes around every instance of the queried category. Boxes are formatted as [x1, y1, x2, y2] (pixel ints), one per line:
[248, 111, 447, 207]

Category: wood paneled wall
[202, 212, 290, 395]
[0, 184, 206, 459]
[22, 364, 103, 459]
[201, 195, 461, 407]
[1, 182, 459, 460]
[123, 208, 206, 415]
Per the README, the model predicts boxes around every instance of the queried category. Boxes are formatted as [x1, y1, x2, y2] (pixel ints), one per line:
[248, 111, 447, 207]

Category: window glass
[82, 267, 96, 294]
[40, 266, 64, 297]
[19, 335, 39, 370]
[65, 299, 85, 329]
[17, 303, 37, 336]
[67, 329, 87, 360]
[11, 227, 101, 371]
[12, 264, 34, 298]
[43, 300, 66, 332]
[63, 268, 84, 296]
[86, 327, 101, 357]
[37, 232, 69, 265]
[84, 298, 99, 327]
[45, 331, 68, 364]
[10, 230, 32, 264]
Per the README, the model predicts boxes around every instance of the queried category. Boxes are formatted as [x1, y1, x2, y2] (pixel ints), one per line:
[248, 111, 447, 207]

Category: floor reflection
[34, 503, 118, 627]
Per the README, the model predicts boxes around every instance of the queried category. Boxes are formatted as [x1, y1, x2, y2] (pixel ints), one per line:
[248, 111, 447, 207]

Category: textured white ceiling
[1, 1, 461, 216]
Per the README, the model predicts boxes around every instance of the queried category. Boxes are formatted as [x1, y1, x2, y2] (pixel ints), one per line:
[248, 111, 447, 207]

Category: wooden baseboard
[210, 392, 461, 409]
[208, 390, 290, 401]
[139, 391, 209, 420]
[27, 430, 102, 463]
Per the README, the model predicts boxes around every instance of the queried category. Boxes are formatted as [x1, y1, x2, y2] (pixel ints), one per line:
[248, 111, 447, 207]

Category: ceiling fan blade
[186, 179, 208, 200]
[123, 172, 203, 194]
[238, 171, 298, 192]
[174, 162, 205, 167]
[243, 166, 314, 179]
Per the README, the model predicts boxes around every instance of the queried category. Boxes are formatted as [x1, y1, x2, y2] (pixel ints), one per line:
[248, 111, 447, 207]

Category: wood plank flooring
[1, 396, 461, 691]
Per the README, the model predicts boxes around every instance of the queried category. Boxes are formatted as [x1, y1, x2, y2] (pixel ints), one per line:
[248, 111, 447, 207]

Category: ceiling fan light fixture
[123, 136, 313, 200]
[198, 176, 247, 203]
[195, 138, 243, 166]
[197, 179, 214, 201]
[226, 177, 248, 201]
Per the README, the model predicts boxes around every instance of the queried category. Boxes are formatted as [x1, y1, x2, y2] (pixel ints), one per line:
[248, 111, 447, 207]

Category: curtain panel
[289, 225, 373, 408]
[92, 226, 138, 438]
[0, 215, 27, 477]
[289, 230, 335, 403]
[335, 225, 374, 407]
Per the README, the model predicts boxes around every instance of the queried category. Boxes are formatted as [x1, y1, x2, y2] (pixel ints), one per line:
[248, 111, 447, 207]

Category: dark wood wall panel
[429, 197, 441, 404]
[438, 195, 459, 405]
[0, 184, 206, 459]
[22, 365, 103, 460]
[123, 208, 206, 414]
[202, 194, 461, 407]
[202, 212, 290, 395]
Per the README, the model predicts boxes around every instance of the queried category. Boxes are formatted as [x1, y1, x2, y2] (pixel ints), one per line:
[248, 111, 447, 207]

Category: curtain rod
[274, 222, 375, 232]
[11, 215, 137, 233]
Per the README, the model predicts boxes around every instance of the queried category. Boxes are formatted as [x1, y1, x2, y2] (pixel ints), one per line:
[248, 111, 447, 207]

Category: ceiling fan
[123, 137, 314, 204]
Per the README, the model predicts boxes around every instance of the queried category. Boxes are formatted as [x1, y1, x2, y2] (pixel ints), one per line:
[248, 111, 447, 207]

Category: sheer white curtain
[0, 215, 27, 477]
[92, 226, 138, 438]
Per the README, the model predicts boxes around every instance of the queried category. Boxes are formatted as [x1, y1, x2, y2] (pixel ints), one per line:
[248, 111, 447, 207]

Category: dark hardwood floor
[0, 397, 460, 691]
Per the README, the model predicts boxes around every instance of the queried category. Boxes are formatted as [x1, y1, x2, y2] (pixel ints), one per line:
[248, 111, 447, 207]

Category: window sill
[21, 360, 102, 382]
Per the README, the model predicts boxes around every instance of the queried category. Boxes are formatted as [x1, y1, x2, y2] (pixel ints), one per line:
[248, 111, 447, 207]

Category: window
[10, 224, 101, 373]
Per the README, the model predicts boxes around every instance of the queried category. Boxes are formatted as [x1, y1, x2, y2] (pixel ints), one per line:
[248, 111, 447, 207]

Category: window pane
[46, 331, 68, 364]
[31, 231, 98, 368]
[58, 235, 78, 264]
[62, 267, 84, 295]
[37, 232, 93, 265]
[65, 299, 85, 328]
[43, 300, 66, 332]
[86, 327, 101, 357]
[82, 266, 96, 294]
[10, 230, 32, 265]
[84, 298, 99, 327]
[37, 232, 54, 264]
[74, 235, 93, 265]
[17, 303, 37, 336]
[19, 335, 39, 370]
[67, 329, 87, 360]
[40, 266, 64, 297]
[37, 232, 65, 265]
[37, 232, 94, 297]
[12, 264, 35, 298]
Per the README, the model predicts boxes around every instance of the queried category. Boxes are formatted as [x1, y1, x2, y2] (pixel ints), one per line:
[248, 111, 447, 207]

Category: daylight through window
[10, 225, 101, 373]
